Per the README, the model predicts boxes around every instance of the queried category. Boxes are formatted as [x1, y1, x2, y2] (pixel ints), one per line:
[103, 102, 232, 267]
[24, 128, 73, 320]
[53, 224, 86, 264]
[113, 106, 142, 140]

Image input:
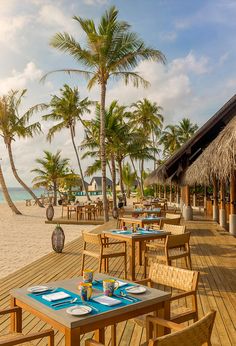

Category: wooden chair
[165, 213, 181, 219]
[144, 232, 192, 276]
[0, 307, 54, 345]
[146, 310, 216, 346]
[83, 205, 97, 220]
[81, 232, 127, 278]
[85, 311, 215, 346]
[152, 217, 181, 231]
[135, 262, 199, 327]
[162, 223, 186, 235]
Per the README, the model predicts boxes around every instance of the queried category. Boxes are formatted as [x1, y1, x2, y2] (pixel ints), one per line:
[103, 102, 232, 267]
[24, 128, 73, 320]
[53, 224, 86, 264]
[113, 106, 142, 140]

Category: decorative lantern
[52, 224, 65, 253]
[46, 203, 54, 221]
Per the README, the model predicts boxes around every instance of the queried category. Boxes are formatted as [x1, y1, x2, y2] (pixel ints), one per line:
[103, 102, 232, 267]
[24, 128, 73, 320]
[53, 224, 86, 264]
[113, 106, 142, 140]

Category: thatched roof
[145, 93, 236, 186]
[183, 116, 236, 185]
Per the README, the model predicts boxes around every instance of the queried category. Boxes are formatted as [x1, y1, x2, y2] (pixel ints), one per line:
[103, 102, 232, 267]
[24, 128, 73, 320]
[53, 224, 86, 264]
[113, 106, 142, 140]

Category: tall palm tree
[44, 6, 166, 221]
[0, 90, 44, 207]
[160, 125, 181, 158]
[42, 84, 92, 201]
[130, 98, 163, 186]
[122, 162, 136, 198]
[0, 162, 21, 214]
[177, 118, 198, 144]
[31, 150, 70, 206]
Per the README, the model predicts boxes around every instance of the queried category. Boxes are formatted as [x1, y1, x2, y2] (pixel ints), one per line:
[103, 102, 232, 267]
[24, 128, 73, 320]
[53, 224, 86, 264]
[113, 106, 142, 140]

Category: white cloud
[160, 31, 177, 42]
[38, 4, 74, 32]
[0, 62, 43, 94]
[170, 52, 210, 75]
[83, 0, 108, 5]
[0, 15, 29, 45]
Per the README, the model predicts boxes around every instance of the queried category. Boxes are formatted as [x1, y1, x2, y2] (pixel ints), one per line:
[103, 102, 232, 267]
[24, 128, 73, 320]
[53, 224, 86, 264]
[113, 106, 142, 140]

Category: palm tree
[31, 150, 70, 206]
[130, 98, 163, 187]
[44, 6, 166, 221]
[0, 90, 45, 207]
[122, 162, 136, 198]
[177, 118, 198, 144]
[42, 84, 92, 201]
[160, 125, 181, 158]
[0, 162, 21, 214]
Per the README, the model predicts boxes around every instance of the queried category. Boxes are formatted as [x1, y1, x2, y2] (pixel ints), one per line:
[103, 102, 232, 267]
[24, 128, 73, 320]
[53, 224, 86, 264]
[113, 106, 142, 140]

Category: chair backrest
[160, 217, 181, 228]
[151, 310, 216, 346]
[82, 232, 102, 246]
[165, 213, 181, 219]
[162, 223, 186, 235]
[149, 262, 199, 292]
[166, 232, 190, 250]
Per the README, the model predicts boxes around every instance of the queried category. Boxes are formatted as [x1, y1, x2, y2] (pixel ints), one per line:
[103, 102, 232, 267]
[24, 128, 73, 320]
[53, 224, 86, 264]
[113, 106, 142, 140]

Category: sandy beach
[0, 201, 94, 279]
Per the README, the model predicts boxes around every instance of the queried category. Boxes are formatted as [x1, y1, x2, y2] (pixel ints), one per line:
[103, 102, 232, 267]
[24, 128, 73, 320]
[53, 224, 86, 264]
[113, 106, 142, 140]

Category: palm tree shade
[43, 84, 92, 201]
[44, 6, 166, 221]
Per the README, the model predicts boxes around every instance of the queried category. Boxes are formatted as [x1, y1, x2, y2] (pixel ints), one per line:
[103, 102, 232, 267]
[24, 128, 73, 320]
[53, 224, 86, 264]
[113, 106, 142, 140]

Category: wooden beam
[186, 185, 190, 207]
[220, 180, 225, 210]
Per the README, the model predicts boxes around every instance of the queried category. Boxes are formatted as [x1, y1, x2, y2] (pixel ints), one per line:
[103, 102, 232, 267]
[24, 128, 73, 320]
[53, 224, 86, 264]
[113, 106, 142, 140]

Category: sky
[1, 0, 236, 187]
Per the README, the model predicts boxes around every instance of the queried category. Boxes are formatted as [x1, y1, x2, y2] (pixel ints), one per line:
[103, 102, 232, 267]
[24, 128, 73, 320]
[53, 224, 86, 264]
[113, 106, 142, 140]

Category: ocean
[0, 187, 46, 202]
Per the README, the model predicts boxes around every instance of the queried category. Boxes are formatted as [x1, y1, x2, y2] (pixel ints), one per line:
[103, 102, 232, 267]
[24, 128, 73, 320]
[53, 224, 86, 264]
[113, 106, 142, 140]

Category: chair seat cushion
[0, 332, 34, 346]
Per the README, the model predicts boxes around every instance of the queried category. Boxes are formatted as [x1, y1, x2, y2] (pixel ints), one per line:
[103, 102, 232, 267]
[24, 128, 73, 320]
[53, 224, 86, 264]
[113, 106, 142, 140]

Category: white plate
[66, 305, 92, 316]
[125, 286, 147, 294]
[93, 295, 121, 306]
[27, 286, 49, 293]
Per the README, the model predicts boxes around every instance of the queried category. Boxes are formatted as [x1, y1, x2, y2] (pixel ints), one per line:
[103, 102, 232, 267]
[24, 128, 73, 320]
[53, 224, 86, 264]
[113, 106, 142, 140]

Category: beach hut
[145, 94, 236, 221]
[183, 117, 236, 234]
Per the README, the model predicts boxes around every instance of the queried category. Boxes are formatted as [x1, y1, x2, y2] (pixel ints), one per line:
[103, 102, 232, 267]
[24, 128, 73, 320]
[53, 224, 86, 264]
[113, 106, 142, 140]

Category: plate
[27, 286, 50, 293]
[125, 286, 146, 294]
[66, 305, 92, 316]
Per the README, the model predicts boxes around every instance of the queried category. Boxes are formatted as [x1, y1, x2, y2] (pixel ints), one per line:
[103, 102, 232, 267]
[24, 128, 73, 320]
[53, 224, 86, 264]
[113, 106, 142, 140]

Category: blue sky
[1, 0, 236, 186]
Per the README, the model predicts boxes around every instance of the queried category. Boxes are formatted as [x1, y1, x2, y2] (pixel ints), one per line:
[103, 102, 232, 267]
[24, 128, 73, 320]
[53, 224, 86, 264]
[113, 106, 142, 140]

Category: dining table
[103, 229, 170, 280]
[10, 274, 171, 346]
[119, 216, 164, 228]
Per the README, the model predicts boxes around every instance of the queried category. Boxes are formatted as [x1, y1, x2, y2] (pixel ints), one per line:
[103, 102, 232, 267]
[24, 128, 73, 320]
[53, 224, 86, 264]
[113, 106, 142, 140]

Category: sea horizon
[0, 187, 46, 202]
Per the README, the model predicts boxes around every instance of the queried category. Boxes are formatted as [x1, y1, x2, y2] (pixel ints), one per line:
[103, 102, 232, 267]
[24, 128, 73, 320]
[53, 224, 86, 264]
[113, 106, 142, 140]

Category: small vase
[52, 224, 65, 253]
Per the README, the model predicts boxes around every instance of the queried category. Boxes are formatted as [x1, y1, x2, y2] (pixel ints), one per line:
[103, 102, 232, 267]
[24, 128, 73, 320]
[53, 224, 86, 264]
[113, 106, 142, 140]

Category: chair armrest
[85, 339, 104, 346]
[146, 315, 184, 331]
[105, 241, 126, 245]
[0, 329, 54, 346]
[134, 278, 152, 286]
[146, 242, 164, 249]
[0, 307, 21, 316]
[170, 290, 195, 302]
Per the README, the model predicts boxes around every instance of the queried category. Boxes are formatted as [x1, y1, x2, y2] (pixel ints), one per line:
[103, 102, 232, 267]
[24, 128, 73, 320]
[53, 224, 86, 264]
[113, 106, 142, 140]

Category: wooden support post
[229, 172, 236, 235]
[183, 185, 193, 220]
[219, 180, 226, 228]
[169, 182, 172, 204]
[212, 176, 219, 222]
[186, 185, 190, 207]
[164, 184, 167, 199]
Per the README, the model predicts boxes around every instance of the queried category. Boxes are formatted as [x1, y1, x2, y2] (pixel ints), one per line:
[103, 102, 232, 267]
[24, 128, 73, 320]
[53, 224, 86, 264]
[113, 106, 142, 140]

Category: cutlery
[120, 291, 138, 301]
[114, 294, 133, 302]
[52, 297, 78, 307]
[34, 288, 57, 296]
[83, 302, 99, 312]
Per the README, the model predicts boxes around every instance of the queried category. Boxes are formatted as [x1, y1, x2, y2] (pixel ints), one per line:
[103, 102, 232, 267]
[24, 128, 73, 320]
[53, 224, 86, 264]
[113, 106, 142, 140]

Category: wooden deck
[0, 218, 236, 345]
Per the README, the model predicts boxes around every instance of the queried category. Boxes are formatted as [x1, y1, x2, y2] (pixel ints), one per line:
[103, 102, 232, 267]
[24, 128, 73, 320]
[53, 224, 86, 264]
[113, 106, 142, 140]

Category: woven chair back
[165, 213, 181, 219]
[162, 224, 186, 235]
[82, 232, 102, 246]
[149, 262, 199, 292]
[166, 232, 190, 249]
[151, 310, 216, 346]
[160, 218, 180, 228]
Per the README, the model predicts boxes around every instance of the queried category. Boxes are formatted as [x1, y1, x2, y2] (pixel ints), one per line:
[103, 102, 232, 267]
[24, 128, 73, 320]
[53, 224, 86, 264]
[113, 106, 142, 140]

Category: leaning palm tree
[42, 84, 92, 201]
[0, 90, 45, 207]
[0, 162, 21, 214]
[31, 150, 70, 206]
[177, 118, 198, 144]
[43, 6, 166, 221]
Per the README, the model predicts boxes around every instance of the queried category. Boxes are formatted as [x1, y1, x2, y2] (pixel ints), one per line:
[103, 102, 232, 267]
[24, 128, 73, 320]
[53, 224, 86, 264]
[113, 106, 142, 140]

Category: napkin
[93, 295, 121, 306]
[116, 280, 128, 287]
[42, 291, 70, 302]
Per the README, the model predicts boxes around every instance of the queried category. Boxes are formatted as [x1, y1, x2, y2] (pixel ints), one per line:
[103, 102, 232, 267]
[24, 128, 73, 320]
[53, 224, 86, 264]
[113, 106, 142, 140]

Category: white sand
[0, 201, 94, 279]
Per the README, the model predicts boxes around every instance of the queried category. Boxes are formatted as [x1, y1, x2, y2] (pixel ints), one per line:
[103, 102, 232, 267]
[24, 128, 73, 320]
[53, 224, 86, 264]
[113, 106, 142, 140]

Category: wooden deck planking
[0, 219, 236, 345]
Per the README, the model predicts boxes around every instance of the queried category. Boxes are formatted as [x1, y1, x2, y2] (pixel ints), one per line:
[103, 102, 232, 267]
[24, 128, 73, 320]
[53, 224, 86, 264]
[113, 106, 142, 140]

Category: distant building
[88, 177, 112, 192]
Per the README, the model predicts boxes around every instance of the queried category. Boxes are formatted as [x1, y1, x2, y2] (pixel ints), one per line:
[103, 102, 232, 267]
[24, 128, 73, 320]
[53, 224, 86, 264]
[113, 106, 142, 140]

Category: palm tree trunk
[69, 126, 91, 201]
[53, 181, 57, 206]
[7, 143, 44, 207]
[110, 154, 118, 217]
[140, 159, 145, 197]
[130, 157, 143, 197]
[0, 163, 21, 214]
[118, 158, 126, 206]
[100, 82, 109, 221]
